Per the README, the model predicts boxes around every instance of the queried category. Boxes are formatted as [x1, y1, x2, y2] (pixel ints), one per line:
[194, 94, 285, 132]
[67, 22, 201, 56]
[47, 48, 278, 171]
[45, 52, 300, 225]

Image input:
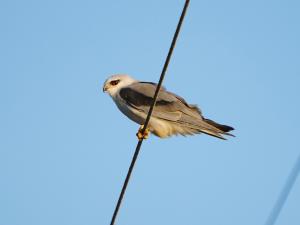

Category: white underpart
[112, 90, 173, 137]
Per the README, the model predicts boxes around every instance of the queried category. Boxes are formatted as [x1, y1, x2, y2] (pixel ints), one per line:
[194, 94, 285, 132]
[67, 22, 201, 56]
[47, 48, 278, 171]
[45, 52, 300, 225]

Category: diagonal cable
[109, 1, 190, 225]
[264, 154, 300, 225]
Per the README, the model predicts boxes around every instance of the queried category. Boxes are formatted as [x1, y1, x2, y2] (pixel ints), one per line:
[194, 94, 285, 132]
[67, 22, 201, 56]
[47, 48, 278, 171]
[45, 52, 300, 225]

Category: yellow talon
[136, 125, 150, 140]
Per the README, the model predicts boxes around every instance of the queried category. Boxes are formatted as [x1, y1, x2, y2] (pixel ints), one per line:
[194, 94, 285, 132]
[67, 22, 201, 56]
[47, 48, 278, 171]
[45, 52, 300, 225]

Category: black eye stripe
[110, 80, 120, 86]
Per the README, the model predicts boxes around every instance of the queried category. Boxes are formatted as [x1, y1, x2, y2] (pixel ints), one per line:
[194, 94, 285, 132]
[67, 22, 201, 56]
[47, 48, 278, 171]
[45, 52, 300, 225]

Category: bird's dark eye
[110, 80, 120, 86]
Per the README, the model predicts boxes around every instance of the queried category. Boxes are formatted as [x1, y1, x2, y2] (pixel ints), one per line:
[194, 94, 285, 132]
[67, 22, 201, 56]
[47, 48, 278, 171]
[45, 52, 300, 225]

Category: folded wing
[119, 82, 234, 139]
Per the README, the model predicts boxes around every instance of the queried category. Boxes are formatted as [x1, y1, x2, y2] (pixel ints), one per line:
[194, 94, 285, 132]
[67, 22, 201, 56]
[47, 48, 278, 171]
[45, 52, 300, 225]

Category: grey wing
[119, 82, 202, 122]
[119, 82, 233, 139]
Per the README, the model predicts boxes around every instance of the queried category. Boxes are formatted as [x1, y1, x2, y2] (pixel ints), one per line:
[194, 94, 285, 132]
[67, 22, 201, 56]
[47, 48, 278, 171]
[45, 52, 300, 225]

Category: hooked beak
[103, 85, 108, 92]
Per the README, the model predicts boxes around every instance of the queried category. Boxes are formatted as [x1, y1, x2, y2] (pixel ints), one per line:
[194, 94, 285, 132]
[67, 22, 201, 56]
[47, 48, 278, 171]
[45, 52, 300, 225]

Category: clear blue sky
[1, 1, 299, 225]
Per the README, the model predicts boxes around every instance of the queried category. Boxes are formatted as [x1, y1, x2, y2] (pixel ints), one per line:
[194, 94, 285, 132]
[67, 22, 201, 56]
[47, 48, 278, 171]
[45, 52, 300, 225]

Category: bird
[103, 74, 234, 140]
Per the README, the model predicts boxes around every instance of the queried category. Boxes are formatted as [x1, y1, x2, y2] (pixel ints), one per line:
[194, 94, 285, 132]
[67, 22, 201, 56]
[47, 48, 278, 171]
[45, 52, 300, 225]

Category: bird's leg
[136, 125, 150, 140]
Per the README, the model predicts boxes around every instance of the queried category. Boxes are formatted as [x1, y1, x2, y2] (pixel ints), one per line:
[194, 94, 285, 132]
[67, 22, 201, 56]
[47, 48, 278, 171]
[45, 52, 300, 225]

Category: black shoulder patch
[119, 88, 171, 107]
[138, 81, 157, 86]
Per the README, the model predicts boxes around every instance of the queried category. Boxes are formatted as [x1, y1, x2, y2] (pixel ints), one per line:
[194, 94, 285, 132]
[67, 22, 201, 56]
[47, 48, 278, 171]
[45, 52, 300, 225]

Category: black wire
[265, 154, 300, 225]
[109, 1, 190, 225]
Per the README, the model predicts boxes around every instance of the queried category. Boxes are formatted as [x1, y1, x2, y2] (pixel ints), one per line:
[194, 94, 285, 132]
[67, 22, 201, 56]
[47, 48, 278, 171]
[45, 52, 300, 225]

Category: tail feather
[199, 129, 227, 140]
[175, 115, 235, 140]
[203, 118, 234, 133]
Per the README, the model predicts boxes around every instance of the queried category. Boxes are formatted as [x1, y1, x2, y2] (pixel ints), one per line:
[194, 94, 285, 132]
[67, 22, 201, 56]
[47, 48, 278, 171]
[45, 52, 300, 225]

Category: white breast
[111, 91, 172, 137]
[112, 93, 146, 125]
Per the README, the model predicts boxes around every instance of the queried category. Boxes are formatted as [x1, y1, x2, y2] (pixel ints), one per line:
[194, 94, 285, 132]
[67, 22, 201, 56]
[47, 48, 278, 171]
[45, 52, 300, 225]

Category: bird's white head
[103, 74, 137, 97]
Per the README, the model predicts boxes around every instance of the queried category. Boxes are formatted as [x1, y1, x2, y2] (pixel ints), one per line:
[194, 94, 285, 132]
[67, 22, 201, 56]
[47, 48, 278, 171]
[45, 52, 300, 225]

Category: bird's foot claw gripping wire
[136, 125, 150, 140]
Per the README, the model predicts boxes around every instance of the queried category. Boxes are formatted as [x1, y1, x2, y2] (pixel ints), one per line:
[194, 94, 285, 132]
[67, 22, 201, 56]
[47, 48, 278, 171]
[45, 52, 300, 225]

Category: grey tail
[203, 118, 235, 136]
